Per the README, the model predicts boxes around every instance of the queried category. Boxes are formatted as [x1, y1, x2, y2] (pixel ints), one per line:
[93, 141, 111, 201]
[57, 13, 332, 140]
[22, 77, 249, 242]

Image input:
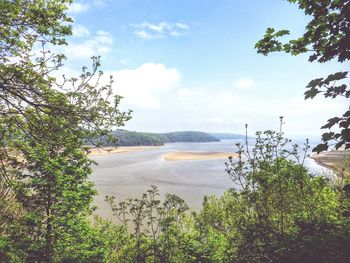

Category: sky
[61, 0, 349, 138]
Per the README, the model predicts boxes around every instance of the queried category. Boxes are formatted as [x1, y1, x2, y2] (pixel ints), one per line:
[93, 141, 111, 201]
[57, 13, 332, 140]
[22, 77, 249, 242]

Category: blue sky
[62, 0, 348, 138]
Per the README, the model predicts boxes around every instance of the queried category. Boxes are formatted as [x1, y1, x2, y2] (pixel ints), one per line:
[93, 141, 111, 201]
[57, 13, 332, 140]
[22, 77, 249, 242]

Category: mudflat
[163, 151, 238, 161]
[90, 140, 325, 218]
[88, 146, 161, 156]
[311, 150, 350, 172]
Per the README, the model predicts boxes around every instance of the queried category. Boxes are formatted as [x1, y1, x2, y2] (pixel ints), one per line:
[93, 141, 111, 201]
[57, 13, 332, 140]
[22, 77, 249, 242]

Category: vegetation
[312, 149, 350, 175]
[0, 0, 130, 261]
[1, 0, 350, 262]
[255, 0, 350, 152]
[159, 131, 220, 143]
[95, 130, 221, 146]
[95, 125, 350, 262]
[111, 130, 164, 146]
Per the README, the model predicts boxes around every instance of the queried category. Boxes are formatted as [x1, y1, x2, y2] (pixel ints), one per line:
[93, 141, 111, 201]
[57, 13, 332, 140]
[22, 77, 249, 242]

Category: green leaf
[304, 87, 321, 99]
[324, 72, 348, 84]
[306, 78, 324, 88]
[321, 132, 335, 142]
[312, 143, 328, 153]
[321, 117, 341, 129]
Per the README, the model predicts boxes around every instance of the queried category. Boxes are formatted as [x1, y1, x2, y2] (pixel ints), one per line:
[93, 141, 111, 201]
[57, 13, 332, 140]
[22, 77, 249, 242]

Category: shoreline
[163, 151, 238, 161]
[88, 146, 161, 156]
[311, 158, 335, 170]
[311, 150, 350, 172]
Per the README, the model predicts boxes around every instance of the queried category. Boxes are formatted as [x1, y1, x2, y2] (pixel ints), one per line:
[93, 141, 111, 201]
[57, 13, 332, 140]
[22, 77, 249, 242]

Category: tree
[196, 123, 350, 262]
[105, 186, 190, 262]
[255, 0, 350, 152]
[0, 0, 131, 260]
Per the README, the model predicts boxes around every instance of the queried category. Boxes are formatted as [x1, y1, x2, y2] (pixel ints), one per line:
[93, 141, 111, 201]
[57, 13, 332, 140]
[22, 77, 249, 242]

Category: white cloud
[95, 31, 113, 45]
[68, 2, 90, 14]
[175, 23, 190, 30]
[170, 31, 181, 37]
[132, 21, 190, 40]
[64, 30, 113, 59]
[208, 117, 224, 124]
[233, 77, 256, 90]
[178, 88, 194, 97]
[143, 22, 165, 33]
[67, 0, 109, 14]
[106, 63, 181, 108]
[53, 63, 346, 137]
[134, 30, 155, 40]
[119, 58, 130, 65]
[72, 24, 90, 38]
[56, 62, 342, 137]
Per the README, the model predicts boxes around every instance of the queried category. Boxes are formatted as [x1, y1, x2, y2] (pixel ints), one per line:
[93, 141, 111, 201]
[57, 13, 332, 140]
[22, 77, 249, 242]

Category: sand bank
[311, 150, 350, 172]
[163, 151, 238, 161]
[88, 146, 160, 156]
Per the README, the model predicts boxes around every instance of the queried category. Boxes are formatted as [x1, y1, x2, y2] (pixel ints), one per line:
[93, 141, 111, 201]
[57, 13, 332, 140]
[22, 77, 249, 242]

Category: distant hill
[159, 131, 220, 143]
[111, 130, 164, 146]
[108, 130, 220, 146]
[209, 133, 247, 140]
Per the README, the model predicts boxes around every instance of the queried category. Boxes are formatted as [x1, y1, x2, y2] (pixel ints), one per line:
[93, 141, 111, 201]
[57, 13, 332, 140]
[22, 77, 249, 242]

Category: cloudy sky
[62, 0, 348, 138]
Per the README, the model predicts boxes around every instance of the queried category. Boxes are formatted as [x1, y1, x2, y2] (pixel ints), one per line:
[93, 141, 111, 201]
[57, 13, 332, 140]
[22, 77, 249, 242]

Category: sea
[90, 139, 330, 218]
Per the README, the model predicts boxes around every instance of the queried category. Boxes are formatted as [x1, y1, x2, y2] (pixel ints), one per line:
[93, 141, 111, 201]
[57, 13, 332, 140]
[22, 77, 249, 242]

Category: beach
[163, 151, 238, 161]
[88, 146, 160, 156]
[311, 150, 350, 173]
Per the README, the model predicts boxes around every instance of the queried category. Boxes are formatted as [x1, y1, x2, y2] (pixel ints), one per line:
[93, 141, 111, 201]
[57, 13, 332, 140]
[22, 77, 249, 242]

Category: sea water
[90, 139, 329, 218]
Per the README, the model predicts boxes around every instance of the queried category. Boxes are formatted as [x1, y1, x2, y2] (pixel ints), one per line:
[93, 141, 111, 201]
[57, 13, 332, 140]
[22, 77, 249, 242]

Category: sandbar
[88, 146, 160, 156]
[311, 150, 350, 172]
[163, 151, 238, 161]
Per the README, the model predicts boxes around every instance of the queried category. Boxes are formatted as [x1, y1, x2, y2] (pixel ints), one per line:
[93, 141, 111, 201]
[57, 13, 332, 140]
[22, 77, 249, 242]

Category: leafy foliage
[104, 186, 191, 262]
[159, 131, 220, 143]
[256, 0, 350, 152]
[94, 130, 221, 147]
[0, 0, 130, 261]
[1, 0, 350, 261]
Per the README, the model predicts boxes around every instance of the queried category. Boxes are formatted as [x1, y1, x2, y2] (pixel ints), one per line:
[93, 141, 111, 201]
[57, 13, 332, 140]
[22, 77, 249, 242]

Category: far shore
[88, 146, 161, 156]
[311, 150, 350, 173]
[163, 151, 238, 161]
